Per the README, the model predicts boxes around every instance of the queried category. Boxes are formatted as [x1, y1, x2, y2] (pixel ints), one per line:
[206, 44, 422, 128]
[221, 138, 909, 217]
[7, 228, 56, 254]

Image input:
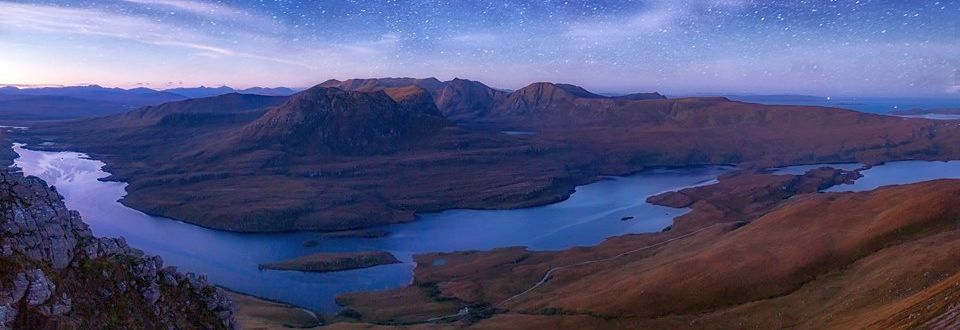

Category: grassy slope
[332, 173, 960, 329]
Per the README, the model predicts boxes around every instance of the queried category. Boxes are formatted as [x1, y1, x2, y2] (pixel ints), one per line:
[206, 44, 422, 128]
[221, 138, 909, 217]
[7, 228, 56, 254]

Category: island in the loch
[259, 251, 400, 273]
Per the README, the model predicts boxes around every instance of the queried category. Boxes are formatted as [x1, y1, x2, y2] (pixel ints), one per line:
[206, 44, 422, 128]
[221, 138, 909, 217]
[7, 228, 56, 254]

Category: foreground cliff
[0, 170, 236, 329]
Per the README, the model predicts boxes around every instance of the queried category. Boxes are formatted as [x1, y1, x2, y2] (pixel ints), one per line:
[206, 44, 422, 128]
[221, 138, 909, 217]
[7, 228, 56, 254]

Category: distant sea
[719, 95, 960, 114]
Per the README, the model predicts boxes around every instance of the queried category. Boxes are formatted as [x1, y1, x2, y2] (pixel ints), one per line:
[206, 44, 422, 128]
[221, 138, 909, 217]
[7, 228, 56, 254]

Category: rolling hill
[0, 85, 186, 120]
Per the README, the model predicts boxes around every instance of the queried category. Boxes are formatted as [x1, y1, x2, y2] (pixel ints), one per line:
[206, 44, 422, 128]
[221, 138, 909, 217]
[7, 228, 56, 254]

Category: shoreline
[10, 140, 737, 234]
[9, 141, 728, 313]
[222, 288, 323, 328]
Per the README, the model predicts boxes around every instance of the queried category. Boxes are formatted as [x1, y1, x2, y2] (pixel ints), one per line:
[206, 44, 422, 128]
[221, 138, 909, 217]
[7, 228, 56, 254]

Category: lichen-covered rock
[186, 273, 208, 292]
[143, 282, 161, 305]
[0, 304, 16, 330]
[0, 170, 237, 329]
[0, 273, 28, 306]
[24, 269, 54, 306]
[0, 173, 86, 269]
[160, 268, 179, 287]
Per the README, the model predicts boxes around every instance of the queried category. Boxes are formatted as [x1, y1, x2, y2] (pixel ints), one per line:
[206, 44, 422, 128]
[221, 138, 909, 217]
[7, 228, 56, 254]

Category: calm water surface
[772, 160, 960, 192]
[826, 161, 960, 192]
[723, 96, 960, 114]
[769, 163, 864, 175]
[11, 143, 730, 312]
[898, 114, 960, 120]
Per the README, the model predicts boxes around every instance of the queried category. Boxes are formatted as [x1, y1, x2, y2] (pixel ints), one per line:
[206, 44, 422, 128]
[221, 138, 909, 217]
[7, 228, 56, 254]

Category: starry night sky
[0, 0, 957, 96]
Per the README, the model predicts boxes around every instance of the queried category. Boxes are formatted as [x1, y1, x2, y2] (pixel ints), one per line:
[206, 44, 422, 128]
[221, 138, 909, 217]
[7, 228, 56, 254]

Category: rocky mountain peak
[229, 86, 446, 155]
[383, 85, 444, 117]
[319, 77, 446, 94]
[519, 82, 605, 99]
[493, 82, 602, 116]
[434, 78, 505, 120]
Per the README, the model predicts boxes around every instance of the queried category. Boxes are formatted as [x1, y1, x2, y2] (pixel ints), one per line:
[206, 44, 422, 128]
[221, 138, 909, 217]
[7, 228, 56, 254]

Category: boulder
[24, 269, 55, 306]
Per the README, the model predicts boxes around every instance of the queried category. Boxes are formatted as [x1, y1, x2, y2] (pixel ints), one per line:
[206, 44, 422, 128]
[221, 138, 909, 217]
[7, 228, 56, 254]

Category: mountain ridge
[221, 86, 448, 156]
[14, 77, 960, 233]
[163, 86, 299, 98]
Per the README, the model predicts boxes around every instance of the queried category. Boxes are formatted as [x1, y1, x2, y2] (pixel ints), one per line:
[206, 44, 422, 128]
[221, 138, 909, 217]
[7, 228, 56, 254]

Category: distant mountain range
[320, 77, 666, 124]
[0, 85, 299, 120]
[162, 86, 300, 98]
[0, 85, 185, 120]
[16, 76, 960, 233]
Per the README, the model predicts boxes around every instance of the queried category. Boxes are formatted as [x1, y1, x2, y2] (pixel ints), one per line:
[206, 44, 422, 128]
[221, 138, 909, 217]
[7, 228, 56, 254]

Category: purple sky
[0, 0, 958, 97]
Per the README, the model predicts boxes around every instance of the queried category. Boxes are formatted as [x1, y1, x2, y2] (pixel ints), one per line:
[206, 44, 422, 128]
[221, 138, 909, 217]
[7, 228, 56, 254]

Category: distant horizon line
[3, 80, 959, 100]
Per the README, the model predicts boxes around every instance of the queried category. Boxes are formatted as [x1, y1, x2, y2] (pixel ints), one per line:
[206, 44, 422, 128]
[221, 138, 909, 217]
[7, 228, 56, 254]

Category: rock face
[0, 170, 237, 329]
[0, 174, 86, 270]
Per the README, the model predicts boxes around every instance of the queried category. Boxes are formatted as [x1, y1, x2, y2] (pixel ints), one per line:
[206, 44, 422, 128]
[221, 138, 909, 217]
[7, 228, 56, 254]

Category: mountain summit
[227, 86, 447, 155]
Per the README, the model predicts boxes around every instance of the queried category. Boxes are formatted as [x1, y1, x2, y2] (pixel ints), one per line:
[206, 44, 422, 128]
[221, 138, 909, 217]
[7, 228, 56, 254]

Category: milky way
[0, 0, 957, 96]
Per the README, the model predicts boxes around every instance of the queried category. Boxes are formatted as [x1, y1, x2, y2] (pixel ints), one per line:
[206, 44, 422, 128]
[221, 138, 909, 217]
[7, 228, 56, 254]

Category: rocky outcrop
[0, 170, 236, 329]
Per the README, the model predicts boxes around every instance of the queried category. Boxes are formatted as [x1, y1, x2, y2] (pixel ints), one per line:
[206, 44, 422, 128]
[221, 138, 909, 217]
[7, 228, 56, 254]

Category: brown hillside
[334, 175, 960, 329]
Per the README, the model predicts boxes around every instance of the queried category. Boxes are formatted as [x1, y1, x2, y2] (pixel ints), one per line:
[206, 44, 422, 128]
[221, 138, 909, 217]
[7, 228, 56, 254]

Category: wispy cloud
[0, 3, 218, 49]
[122, 0, 241, 16]
[0, 2, 310, 68]
[119, 0, 274, 28]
